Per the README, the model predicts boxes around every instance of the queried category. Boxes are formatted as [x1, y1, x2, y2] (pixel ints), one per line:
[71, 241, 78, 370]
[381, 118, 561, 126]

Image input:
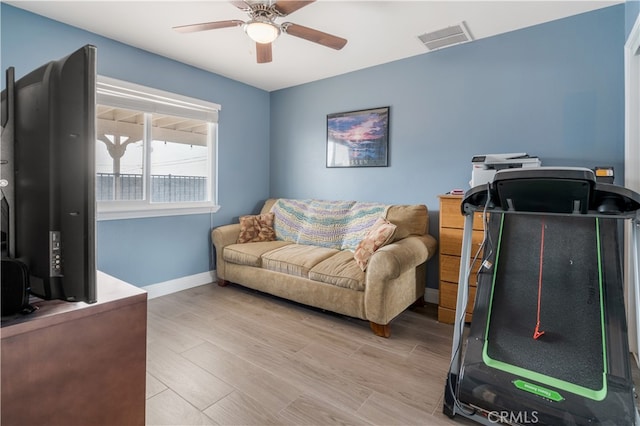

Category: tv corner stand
[1, 272, 147, 426]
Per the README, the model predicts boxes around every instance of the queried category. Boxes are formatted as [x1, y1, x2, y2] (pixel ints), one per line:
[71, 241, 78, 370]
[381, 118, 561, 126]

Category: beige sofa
[211, 198, 437, 337]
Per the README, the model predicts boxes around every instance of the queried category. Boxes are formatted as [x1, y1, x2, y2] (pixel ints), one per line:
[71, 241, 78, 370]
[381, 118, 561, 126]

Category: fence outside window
[96, 173, 207, 202]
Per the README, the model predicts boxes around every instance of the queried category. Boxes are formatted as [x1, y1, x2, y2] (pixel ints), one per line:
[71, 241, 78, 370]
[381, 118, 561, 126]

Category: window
[96, 77, 220, 220]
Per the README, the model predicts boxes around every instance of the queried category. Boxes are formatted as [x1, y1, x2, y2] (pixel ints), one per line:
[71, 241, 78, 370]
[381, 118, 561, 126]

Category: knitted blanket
[271, 199, 389, 251]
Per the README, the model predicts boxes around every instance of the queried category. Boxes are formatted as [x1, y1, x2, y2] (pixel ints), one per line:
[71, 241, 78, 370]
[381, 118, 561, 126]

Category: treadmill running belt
[485, 214, 604, 394]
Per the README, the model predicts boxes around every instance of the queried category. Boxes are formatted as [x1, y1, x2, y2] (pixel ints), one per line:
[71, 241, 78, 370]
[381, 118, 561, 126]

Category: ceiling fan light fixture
[245, 19, 280, 44]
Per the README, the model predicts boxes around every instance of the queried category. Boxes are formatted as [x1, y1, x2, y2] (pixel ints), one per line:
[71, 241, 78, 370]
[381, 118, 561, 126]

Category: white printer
[470, 153, 541, 187]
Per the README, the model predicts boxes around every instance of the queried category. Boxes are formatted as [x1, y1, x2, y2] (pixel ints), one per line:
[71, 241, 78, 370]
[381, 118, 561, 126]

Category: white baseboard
[142, 270, 217, 299]
[142, 271, 439, 304]
[425, 288, 439, 304]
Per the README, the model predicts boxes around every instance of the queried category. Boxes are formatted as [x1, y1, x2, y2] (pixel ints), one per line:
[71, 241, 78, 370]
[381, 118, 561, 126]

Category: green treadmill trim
[513, 380, 564, 402]
[481, 215, 608, 402]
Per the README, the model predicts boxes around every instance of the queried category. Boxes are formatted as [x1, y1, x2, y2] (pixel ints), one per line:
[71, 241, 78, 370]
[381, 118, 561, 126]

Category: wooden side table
[438, 194, 485, 324]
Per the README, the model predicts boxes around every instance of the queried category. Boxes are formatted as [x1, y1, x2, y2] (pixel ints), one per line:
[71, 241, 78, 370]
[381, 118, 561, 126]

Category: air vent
[418, 21, 473, 51]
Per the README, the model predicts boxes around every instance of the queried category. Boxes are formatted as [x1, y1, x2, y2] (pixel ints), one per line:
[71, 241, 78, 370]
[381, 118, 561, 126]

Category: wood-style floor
[145, 283, 639, 426]
[145, 283, 466, 425]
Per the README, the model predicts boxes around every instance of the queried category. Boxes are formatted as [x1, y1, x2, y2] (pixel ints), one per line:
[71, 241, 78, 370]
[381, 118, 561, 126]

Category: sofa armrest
[212, 223, 241, 248]
[211, 223, 241, 280]
[366, 234, 437, 281]
[364, 234, 437, 325]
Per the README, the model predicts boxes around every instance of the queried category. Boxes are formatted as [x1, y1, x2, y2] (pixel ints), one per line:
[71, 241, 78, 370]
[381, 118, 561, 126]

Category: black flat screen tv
[1, 45, 97, 304]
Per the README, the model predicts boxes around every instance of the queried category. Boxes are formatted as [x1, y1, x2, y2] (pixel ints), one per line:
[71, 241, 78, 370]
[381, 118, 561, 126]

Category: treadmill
[444, 167, 640, 425]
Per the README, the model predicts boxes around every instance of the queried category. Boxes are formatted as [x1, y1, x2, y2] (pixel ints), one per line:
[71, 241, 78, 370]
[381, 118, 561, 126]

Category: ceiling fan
[173, 0, 347, 64]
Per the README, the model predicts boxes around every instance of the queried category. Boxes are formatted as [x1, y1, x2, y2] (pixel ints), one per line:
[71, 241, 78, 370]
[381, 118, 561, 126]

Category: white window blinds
[96, 76, 220, 123]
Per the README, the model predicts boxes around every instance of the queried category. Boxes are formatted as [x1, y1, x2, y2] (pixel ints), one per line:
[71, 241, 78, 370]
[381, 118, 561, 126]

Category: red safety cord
[533, 220, 545, 340]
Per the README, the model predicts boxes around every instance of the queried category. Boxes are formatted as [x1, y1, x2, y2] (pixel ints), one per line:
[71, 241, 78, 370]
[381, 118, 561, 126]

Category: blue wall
[270, 5, 625, 289]
[627, 0, 640, 38]
[1, 4, 271, 286]
[1, 4, 628, 291]
[271, 5, 624, 207]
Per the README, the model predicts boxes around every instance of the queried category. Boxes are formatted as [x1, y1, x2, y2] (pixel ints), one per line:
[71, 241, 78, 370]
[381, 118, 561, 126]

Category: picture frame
[326, 106, 389, 168]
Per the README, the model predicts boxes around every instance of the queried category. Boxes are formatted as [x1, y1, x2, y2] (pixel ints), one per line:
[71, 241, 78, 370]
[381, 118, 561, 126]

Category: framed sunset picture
[326, 106, 389, 168]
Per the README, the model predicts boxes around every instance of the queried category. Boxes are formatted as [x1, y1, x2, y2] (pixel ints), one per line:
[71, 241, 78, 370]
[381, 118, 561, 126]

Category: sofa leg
[412, 297, 426, 308]
[217, 279, 229, 287]
[370, 322, 390, 338]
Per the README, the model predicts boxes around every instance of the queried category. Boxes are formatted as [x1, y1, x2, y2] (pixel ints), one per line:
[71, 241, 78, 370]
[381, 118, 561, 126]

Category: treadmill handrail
[461, 170, 640, 218]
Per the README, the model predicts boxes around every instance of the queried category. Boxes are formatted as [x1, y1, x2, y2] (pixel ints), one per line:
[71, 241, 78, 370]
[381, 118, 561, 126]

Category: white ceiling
[6, 0, 623, 91]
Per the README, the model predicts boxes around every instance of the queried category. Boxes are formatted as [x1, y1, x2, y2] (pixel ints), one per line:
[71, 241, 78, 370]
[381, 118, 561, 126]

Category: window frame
[95, 76, 220, 221]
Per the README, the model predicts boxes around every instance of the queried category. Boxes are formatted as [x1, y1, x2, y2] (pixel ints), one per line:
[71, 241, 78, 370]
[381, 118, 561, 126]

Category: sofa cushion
[237, 213, 276, 243]
[353, 217, 397, 271]
[309, 251, 366, 291]
[224, 241, 293, 267]
[262, 244, 339, 277]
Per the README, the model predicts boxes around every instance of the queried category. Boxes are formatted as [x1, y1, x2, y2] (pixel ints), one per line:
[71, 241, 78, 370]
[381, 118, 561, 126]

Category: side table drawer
[440, 254, 480, 286]
[439, 228, 485, 257]
[440, 198, 487, 230]
[439, 281, 476, 314]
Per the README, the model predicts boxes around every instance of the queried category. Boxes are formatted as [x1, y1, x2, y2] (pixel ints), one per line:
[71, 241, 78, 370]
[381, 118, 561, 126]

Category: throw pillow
[237, 213, 276, 243]
[354, 217, 397, 271]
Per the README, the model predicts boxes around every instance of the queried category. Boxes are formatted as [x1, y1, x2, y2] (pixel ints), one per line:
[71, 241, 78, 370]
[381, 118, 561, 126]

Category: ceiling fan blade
[173, 20, 243, 33]
[256, 43, 273, 64]
[282, 23, 347, 50]
[273, 1, 315, 16]
[229, 1, 251, 11]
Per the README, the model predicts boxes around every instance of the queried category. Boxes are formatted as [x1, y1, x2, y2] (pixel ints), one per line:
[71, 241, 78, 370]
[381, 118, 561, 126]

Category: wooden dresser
[1, 272, 147, 426]
[438, 195, 486, 324]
